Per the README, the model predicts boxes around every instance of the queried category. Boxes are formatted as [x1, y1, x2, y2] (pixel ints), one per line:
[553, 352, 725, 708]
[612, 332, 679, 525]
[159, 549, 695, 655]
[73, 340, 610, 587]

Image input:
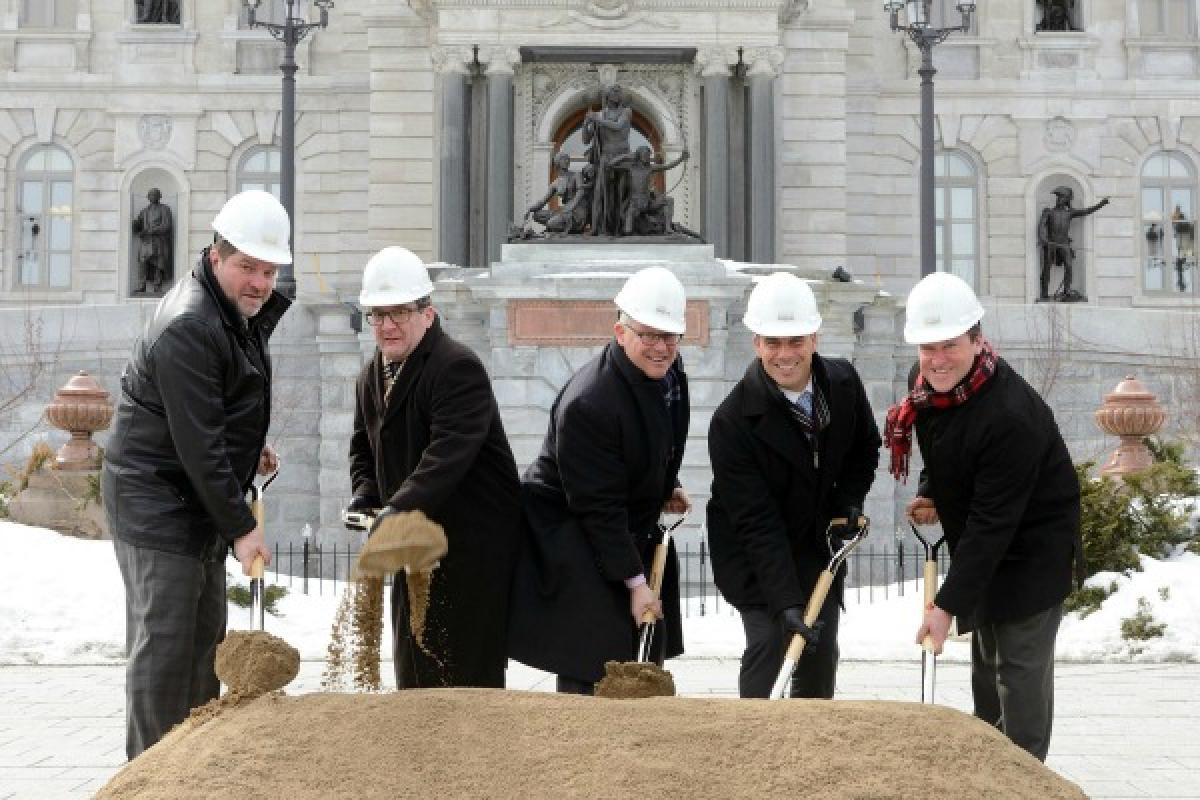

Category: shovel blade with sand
[596, 511, 688, 699]
[355, 509, 448, 578]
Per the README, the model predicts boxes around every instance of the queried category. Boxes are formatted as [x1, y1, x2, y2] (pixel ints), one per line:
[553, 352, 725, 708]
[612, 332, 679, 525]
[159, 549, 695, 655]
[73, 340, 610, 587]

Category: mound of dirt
[96, 689, 1085, 800]
[213, 630, 300, 697]
[595, 661, 675, 698]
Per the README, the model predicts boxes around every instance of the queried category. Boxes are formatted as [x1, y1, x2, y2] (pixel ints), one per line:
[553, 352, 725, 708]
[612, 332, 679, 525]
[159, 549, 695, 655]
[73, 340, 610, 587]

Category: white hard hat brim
[226, 237, 292, 266]
[358, 283, 434, 308]
[904, 316, 982, 344]
[623, 309, 686, 335]
[743, 315, 822, 337]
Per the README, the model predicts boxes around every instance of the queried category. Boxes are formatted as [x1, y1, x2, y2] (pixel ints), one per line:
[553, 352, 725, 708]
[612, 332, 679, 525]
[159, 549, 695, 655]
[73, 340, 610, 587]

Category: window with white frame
[1142, 151, 1196, 294]
[19, 0, 77, 27]
[15, 145, 74, 290]
[1139, 0, 1195, 36]
[236, 146, 281, 198]
[934, 151, 979, 289]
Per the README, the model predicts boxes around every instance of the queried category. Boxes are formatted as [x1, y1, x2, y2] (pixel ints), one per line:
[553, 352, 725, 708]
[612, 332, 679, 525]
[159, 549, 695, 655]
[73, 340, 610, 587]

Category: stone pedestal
[8, 469, 108, 540]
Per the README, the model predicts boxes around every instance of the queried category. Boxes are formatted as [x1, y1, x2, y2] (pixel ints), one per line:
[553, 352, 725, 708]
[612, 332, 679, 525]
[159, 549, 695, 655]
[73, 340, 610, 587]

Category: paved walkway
[1, 659, 1197, 799]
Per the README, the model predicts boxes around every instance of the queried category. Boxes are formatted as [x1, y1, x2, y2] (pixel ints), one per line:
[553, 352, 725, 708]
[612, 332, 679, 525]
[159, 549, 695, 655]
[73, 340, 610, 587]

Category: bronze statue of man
[527, 152, 585, 234]
[1037, 186, 1108, 302]
[584, 84, 632, 237]
[132, 189, 174, 294]
[609, 146, 689, 235]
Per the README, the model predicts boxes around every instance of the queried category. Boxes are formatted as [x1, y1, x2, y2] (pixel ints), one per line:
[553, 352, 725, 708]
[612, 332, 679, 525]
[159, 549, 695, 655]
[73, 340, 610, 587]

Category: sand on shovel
[96, 689, 1087, 800]
[595, 660, 676, 698]
[354, 509, 447, 578]
[214, 630, 300, 698]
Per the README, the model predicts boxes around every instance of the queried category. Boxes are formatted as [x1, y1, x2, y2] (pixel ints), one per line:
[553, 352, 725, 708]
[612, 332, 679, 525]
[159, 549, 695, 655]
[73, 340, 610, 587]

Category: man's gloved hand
[366, 504, 397, 537]
[829, 506, 863, 544]
[780, 606, 823, 647]
[344, 495, 380, 531]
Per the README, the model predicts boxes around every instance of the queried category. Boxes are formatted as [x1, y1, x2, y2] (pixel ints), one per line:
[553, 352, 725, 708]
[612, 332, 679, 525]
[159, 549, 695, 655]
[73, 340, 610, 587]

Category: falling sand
[96, 689, 1086, 800]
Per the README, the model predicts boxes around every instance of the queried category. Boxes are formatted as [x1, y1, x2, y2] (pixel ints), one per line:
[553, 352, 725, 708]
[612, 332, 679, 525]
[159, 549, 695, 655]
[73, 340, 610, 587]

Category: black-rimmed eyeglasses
[625, 327, 682, 347]
[365, 306, 423, 327]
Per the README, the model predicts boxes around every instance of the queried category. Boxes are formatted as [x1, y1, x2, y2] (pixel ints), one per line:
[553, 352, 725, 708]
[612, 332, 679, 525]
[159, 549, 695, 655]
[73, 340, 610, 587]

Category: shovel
[909, 521, 947, 704]
[769, 515, 869, 700]
[636, 509, 690, 662]
[247, 469, 278, 632]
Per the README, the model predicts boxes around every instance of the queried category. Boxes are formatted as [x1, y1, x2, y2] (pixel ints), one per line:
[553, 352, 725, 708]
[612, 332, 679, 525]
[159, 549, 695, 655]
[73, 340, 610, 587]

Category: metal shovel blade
[921, 649, 937, 704]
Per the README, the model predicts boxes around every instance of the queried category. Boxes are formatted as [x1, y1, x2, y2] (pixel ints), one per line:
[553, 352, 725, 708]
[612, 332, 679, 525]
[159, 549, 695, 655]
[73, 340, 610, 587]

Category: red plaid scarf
[884, 340, 997, 482]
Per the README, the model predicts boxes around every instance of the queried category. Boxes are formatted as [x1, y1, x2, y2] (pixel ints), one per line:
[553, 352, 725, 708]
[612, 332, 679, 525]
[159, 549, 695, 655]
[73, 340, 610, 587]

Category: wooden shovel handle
[922, 560, 937, 652]
[640, 541, 669, 625]
[251, 554, 264, 580]
[783, 570, 835, 661]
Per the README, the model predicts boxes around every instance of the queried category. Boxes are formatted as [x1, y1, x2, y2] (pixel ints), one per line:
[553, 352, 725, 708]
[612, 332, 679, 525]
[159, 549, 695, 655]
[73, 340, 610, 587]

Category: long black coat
[707, 355, 881, 615]
[103, 250, 289, 556]
[350, 317, 520, 687]
[915, 358, 1081, 630]
[508, 341, 689, 683]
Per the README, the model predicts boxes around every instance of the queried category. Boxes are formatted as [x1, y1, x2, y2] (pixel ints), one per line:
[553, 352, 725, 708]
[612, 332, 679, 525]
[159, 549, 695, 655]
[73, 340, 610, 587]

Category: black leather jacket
[102, 249, 290, 557]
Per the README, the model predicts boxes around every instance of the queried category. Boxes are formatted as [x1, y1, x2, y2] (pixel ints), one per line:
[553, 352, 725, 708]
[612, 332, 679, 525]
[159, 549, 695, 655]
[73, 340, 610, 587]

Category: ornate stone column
[696, 47, 736, 258]
[1094, 376, 1167, 477]
[433, 45, 473, 268]
[484, 46, 520, 266]
[745, 47, 783, 264]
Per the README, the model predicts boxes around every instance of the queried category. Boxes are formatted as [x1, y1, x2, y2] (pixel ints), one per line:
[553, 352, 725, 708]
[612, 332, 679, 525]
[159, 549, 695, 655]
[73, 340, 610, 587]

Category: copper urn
[45, 371, 114, 470]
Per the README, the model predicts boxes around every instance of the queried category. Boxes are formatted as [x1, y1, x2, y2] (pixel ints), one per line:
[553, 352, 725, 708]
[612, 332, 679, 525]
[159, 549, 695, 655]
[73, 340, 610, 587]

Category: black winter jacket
[916, 358, 1081, 628]
[508, 340, 688, 683]
[102, 250, 289, 556]
[707, 355, 881, 615]
[349, 316, 520, 687]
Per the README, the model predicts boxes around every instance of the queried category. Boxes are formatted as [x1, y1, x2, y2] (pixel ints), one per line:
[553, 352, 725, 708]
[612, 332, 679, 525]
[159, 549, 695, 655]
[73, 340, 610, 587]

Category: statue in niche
[132, 188, 174, 295]
[135, 0, 181, 25]
[609, 145, 691, 235]
[584, 84, 633, 237]
[1036, 0, 1077, 32]
[1037, 186, 1108, 302]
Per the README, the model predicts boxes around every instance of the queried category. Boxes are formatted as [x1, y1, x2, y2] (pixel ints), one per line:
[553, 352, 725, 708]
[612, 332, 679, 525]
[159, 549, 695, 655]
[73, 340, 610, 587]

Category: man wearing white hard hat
[348, 246, 520, 689]
[509, 266, 692, 694]
[103, 189, 292, 758]
[885, 271, 1082, 761]
[706, 272, 881, 698]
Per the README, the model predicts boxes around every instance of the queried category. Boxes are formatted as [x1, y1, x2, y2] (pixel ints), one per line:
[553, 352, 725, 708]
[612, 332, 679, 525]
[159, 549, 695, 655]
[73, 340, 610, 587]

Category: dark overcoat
[508, 341, 689, 683]
[706, 355, 881, 616]
[349, 316, 520, 687]
[915, 358, 1081, 631]
[103, 250, 289, 556]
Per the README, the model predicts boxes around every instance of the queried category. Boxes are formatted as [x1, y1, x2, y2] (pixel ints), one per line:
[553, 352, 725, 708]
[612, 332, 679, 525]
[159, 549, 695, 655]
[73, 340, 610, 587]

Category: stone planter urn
[1094, 376, 1166, 477]
[45, 371, 114, 470]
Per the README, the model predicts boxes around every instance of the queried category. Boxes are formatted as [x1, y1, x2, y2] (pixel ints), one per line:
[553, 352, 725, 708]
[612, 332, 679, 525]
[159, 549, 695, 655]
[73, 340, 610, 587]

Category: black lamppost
[885, 0, 976, 278]
[243, 0, 334, 300]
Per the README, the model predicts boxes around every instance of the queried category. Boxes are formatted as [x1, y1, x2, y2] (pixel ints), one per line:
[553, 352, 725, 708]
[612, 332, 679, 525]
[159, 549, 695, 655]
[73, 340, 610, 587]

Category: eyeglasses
[625, 326, 682, 347]
[365, 306, 423, 327]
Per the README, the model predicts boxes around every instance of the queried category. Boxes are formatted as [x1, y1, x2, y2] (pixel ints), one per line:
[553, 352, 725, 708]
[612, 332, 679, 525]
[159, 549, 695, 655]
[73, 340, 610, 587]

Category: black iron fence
[265, 540, 951, 619]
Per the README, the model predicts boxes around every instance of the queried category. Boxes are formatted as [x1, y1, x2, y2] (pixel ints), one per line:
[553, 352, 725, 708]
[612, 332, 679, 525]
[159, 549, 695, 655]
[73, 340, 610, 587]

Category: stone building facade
[1, 0, 1198, 550]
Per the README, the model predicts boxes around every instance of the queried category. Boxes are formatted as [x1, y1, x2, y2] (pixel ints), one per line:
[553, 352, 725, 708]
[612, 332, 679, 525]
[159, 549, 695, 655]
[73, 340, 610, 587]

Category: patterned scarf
[883, 340, 997, 482]
[383, 359, 404, 402]
[784, 384, 830, 438]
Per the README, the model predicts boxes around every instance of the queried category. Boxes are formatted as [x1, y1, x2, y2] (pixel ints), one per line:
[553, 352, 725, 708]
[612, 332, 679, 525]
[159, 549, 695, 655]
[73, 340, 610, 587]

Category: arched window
[934, 151, 979, 288]
[237, 145, 281, 198]
[1141, 151, 1195, 293]
[15, 145, 73, 289]
[551, 108, 666, 194]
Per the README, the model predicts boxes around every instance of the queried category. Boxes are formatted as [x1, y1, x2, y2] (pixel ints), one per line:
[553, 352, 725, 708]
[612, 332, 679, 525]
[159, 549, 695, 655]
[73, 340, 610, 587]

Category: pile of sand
[595, 660, 676, 698]
[97, 689, 1085, 799]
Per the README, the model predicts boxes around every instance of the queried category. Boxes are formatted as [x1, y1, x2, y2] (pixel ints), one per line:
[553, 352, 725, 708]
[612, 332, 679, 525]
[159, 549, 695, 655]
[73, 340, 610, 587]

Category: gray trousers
[738, 596, 841, 699]
[970, 603, 1063, 762]
[113, 538, 227, 760]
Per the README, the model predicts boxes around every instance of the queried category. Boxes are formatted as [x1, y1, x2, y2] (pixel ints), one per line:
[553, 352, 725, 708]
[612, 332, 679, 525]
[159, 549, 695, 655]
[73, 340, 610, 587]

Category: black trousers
[971, 603, 1063, 762]
[737, 596, 841, 699]
[114, 538, 226, 760]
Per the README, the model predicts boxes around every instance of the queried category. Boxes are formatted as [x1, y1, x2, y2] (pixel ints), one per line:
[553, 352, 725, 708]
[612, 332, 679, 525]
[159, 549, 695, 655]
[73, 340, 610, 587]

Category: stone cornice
[410, 0, 792, 10]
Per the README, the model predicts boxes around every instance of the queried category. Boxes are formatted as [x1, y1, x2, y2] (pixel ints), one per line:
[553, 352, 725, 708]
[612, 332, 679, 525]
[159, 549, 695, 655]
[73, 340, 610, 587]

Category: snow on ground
[2, 520, 1198, 665]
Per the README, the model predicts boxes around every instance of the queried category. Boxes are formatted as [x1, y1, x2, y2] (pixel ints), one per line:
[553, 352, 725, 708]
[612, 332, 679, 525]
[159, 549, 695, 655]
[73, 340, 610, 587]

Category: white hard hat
[614, 266, 687, 335]
[743, 272, 822, 337]
[211, 190, 292, 265]
[903, 271, 985, 344]
[358, 246, 434, 308]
